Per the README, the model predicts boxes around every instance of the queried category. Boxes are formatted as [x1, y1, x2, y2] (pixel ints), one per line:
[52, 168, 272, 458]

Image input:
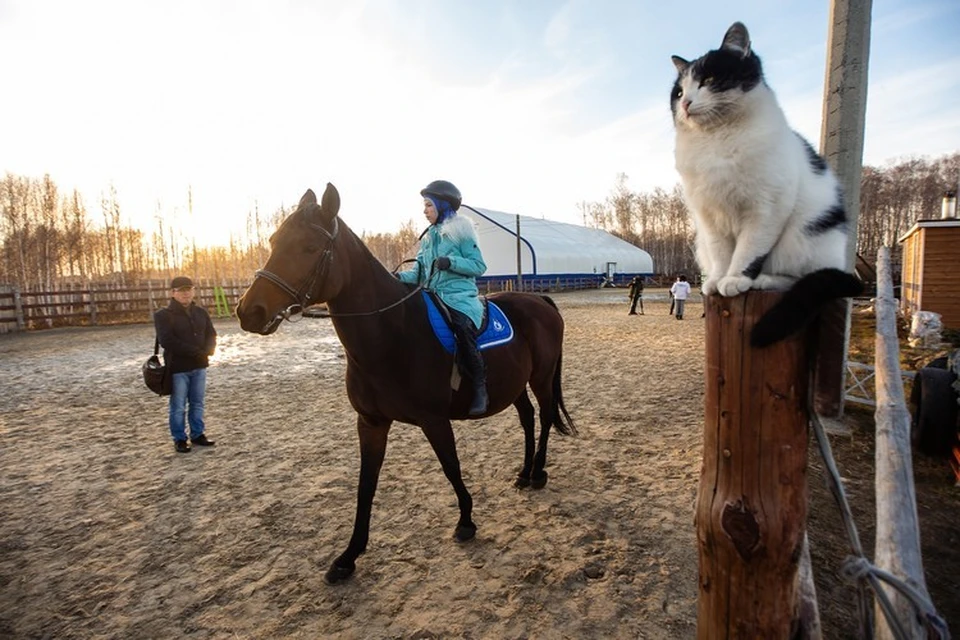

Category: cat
[670, 21, 863, 347]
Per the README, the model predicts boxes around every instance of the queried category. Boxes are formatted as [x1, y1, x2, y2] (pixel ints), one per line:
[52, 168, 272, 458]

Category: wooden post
[815, 0, 872, 416]
[13, 287, 25, 332]
[698, 291, 813, 638]
[88, 283, 98, 326]
[874, 246, 933, 640]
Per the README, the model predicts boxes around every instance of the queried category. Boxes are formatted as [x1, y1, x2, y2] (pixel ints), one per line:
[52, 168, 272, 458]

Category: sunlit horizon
[2, 0, 959, 249]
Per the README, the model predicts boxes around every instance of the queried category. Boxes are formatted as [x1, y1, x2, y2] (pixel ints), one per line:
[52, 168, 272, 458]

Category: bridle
[252, 215, 424, 332]
[253, 215, 339, 333]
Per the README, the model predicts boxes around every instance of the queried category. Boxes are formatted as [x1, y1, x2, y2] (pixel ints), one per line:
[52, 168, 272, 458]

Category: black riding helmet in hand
[420, 180, 462, 211]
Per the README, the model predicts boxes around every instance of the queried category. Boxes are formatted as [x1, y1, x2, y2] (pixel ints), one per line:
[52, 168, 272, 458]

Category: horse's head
[237, 183, 344, 335]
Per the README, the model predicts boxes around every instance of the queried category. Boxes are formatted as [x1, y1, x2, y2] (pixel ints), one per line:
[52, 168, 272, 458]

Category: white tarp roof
[459, 205, 654, 277]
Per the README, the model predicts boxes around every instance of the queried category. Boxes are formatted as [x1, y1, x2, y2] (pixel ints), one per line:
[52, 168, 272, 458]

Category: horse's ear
[299, 189, 318, 208]
[320, 183, 340, 219]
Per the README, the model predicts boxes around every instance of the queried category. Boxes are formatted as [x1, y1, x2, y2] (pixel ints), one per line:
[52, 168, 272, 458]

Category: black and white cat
[670, 22, 862, 347]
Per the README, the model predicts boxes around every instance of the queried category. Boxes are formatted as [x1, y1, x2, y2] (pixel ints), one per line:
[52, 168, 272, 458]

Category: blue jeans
[169, 368, 207, 442]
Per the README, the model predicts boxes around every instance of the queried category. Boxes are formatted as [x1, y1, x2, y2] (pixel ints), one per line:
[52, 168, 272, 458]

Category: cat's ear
[721, 22, 751, 58]
[671, 56, 690, 74]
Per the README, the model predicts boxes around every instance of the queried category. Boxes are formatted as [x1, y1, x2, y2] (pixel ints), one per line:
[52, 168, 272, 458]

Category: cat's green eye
[702, 77, 714, 86]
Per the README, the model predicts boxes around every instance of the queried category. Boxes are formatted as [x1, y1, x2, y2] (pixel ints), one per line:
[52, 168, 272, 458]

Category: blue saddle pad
[423, 291, 514, 354]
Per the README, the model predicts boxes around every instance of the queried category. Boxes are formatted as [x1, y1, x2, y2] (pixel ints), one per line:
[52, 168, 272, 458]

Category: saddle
[422, 291, 513, 355]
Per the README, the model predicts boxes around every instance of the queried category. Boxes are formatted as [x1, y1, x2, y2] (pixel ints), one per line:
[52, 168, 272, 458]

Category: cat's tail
[750, 268, 864, 348]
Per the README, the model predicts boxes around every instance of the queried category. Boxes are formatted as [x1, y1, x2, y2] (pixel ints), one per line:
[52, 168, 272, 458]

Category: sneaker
[175, 440, 191, 453]
[191, 434, 216, 447]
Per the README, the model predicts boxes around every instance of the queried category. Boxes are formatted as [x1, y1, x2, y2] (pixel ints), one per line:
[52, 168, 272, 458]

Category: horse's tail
[541, 295, 578, 437]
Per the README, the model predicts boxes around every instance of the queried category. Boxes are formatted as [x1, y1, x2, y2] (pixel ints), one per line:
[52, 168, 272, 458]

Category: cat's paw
[753, 274, 796, 291]
[701, 278, 720, 295]
[717, 275, 753, 297]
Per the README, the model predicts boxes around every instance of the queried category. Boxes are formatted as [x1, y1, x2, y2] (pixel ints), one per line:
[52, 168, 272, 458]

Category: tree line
[2, 152, 957, 290]
[577, 152, 960, 278]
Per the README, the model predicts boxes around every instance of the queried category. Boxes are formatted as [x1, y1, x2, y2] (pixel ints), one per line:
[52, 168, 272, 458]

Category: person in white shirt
[670, 274, 692, 320]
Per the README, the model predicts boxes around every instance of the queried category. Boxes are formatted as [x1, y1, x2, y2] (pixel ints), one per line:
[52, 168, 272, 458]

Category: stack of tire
[909, 354, 960, 479]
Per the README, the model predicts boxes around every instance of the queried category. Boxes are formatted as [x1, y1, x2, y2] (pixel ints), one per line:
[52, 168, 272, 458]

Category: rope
[809, 409, 951, 639]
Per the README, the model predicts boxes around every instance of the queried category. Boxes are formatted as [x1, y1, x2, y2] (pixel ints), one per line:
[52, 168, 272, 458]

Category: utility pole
[816, 0, 872, 417]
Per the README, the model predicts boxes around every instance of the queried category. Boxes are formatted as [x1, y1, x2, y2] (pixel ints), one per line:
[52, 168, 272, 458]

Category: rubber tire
[910, 367, 958, 458]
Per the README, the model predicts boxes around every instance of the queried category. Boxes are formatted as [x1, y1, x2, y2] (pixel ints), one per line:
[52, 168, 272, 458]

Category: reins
[253, 224, 427, 325]
[311, 258, 429, 318]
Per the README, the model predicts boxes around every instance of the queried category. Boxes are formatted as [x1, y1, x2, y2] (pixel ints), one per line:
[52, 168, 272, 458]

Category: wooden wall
[919, 226, 960, 329]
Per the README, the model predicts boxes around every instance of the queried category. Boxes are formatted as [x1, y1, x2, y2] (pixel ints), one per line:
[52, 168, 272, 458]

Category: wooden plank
[874, 246, 935, 640]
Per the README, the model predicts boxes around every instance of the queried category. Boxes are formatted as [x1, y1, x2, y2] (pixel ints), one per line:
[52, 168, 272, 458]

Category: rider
[398, 180, 489, 416]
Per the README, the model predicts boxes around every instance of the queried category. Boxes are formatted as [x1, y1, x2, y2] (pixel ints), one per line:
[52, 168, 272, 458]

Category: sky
[1, 0, 959, 247]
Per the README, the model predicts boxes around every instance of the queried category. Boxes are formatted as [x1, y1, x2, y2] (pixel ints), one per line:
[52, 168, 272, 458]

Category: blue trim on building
[477, 272, 654, 291]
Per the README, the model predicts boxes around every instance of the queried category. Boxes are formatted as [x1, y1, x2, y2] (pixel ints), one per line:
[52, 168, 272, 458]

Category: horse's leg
[325, 414, 391, 585]
[421, 419, 477, 542]
[529, 363, 560, 490]
[530, 402, 554, 490]
[513, 389, 536, 488]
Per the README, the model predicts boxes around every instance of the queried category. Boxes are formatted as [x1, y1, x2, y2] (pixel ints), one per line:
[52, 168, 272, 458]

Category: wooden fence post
[697, 291, 814, 637]
[88, 283, 98, 326]
[13, 287, 25, 331]
[874, 246, 935, 640]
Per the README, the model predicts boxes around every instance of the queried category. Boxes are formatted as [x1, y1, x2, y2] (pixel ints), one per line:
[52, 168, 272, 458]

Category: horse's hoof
[531, 470, 548, 490]
[514, 475, 531, 488]
[454, 523, 477, 542]
[324, 561, 355, 584]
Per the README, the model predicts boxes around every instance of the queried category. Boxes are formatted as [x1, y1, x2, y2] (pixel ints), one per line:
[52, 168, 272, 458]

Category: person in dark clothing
[154, 276, 217, 453]
[628, 276, 644, 315]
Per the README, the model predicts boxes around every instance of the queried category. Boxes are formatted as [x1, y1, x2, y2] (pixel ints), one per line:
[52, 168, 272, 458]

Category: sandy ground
[1, 288, 956, 639]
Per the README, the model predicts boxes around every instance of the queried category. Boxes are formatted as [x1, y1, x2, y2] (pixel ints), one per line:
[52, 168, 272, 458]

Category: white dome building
[458, 205, 654, 290]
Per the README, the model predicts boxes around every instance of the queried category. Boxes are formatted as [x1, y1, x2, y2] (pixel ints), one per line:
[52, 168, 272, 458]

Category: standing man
[670, 274, 692, 320]
[155, 276, 217, 453]
[627, 276, 644, 315]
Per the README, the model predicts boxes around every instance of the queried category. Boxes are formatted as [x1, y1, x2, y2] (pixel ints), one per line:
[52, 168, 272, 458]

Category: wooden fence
[0, 273, 679, 334]
[0, 280, 250, 334]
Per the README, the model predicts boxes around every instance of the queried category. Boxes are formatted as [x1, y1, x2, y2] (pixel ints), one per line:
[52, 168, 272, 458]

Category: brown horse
[236, 183, 576, 583]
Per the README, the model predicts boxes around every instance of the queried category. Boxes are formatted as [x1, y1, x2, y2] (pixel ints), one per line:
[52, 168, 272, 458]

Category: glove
[435, 257, 451, 271]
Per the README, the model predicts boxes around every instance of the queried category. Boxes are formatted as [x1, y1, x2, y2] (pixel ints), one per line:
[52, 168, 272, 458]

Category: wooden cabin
[899, 218, 960, 329]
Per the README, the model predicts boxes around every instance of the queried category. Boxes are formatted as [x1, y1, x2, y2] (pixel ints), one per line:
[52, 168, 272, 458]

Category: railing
[0, 280, 250, 333]
[478, 273, 681, 294]
[1, 273, 683, 333]
[845, 361, 916, 407]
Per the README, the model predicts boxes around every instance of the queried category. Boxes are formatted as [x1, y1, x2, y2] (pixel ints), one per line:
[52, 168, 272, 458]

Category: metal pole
[516, 214, 522, 292]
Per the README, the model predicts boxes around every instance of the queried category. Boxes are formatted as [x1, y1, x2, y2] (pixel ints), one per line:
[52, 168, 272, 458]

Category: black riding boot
[451, 310, 488, 416]
[460, 335, 488, 416]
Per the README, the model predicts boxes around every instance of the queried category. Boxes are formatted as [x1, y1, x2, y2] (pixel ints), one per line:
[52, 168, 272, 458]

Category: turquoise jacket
[399, 214, 487, 329]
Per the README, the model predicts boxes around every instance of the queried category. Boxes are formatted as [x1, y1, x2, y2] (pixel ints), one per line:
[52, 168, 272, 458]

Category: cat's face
[670, 22, 763, 130]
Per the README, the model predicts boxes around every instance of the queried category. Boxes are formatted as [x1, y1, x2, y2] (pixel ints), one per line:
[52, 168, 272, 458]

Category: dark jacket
[155, 299, 217, 374]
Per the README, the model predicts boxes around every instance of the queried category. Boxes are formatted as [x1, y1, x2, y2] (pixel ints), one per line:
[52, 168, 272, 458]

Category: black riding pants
[448, 308, 486, 385]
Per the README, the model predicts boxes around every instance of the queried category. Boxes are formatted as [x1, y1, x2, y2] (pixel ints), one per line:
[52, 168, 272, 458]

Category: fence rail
[0, 273, 672, 334]
[844, 361, 916, 407]
[0, 280, 250, 333]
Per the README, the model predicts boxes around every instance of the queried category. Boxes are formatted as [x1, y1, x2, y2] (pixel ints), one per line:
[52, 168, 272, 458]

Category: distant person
[627, 276, 644, 315]
[670, 274, 692, 320]
[154, 276, 217, 453]
[398, 180, 489, 416]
